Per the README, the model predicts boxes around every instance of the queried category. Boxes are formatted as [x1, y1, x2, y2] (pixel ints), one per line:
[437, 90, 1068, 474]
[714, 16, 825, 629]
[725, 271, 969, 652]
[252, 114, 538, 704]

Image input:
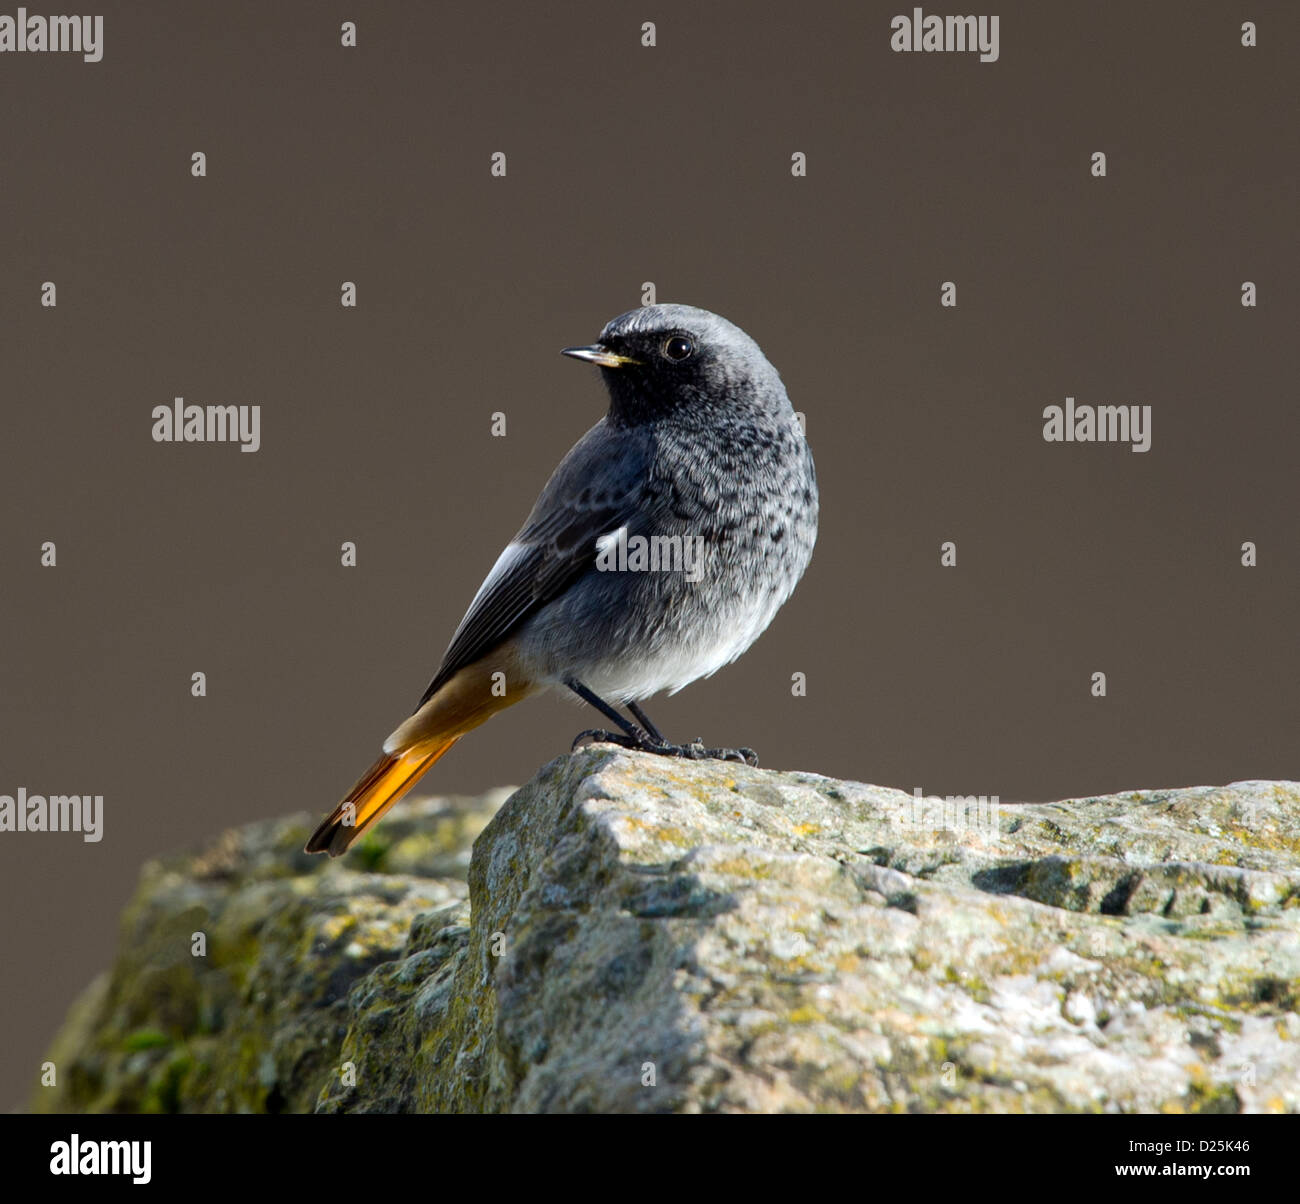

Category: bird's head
[562, 304, 790, 427]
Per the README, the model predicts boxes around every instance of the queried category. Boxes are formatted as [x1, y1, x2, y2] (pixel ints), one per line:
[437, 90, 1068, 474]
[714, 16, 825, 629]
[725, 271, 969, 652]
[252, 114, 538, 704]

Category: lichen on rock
[33, 753, 1300, 1113]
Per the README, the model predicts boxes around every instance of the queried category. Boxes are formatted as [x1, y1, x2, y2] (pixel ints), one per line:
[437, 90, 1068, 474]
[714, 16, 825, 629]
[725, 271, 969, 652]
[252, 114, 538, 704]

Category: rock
[32, 789, 509, 1114]
[33, 751, 1300, 1113]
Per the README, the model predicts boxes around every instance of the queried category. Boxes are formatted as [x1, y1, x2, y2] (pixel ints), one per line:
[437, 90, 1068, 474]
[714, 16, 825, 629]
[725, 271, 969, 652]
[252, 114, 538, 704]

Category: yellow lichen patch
[319, 914, 358, 943]
[706, 857, 775, 879]
[620, 815, 695, 848]
[787, 1005, 827, 1025]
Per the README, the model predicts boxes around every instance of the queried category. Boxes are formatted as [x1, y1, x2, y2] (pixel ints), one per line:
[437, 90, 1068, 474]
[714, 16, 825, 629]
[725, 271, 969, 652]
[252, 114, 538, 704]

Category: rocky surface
[33, 750, 1300, 1113]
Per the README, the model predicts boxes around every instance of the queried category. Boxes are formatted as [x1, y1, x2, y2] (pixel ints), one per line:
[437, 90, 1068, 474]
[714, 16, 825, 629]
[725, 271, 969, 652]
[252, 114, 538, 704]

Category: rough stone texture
[32, 790, 508, 1113]
[34, 750, 1300, 1113]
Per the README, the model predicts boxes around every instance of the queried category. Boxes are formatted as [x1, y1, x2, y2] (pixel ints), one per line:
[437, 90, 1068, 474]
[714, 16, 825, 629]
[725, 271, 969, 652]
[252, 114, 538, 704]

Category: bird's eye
[662, 334, 695, 362]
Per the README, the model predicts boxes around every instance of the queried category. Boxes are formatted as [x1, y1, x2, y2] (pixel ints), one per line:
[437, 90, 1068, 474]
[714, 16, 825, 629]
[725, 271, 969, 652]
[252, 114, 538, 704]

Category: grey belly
[515, 500, 816, 702]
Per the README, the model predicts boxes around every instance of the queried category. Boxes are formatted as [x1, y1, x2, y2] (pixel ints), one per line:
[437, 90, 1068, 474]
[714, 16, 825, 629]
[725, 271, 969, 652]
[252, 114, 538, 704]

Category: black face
[596, 325, 723, 424]
[597, 325, 703, 371]
[564, 304, 785, 427]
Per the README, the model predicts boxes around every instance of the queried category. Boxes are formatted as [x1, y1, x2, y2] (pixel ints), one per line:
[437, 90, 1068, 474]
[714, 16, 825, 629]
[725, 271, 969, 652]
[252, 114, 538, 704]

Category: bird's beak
[560, 343, 641, 368]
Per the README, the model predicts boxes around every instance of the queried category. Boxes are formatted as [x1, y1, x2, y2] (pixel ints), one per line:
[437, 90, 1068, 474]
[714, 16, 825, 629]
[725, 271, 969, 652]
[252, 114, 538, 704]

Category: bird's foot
[676, 740, 760, 767]
[571, 728, 644, 753]
[571, 728, 758, 767]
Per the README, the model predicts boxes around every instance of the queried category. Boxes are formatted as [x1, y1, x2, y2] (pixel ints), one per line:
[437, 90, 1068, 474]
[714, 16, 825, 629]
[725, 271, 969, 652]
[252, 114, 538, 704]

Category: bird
[305, 303, 818, 857]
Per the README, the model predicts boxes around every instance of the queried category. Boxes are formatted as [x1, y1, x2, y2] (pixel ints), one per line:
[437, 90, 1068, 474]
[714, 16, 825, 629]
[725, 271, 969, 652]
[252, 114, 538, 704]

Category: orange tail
[305, 735, 459, 857]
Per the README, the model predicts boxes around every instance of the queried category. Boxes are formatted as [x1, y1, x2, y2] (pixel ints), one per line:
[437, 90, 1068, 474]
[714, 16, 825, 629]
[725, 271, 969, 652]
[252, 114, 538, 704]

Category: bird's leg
[566, 680, 759, 766]
[566, 679, 657, 752]
[625, 701, 667, 745]
[566, 679, 642, 738]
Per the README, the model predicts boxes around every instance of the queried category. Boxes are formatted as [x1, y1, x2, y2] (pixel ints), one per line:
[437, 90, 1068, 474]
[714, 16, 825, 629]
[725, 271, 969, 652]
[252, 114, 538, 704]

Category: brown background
[1, 1, 1296, 1110]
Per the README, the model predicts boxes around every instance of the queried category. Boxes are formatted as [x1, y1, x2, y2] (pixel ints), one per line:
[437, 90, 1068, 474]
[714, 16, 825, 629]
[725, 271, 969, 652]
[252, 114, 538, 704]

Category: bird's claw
[571, 729, 758, 767]
[681, 742, 759, 766]
[571, 728, 640, 752]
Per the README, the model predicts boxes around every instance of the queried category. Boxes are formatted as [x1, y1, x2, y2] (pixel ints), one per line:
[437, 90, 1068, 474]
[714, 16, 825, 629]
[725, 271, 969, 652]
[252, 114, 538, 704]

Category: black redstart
[306, 303, 818, 856]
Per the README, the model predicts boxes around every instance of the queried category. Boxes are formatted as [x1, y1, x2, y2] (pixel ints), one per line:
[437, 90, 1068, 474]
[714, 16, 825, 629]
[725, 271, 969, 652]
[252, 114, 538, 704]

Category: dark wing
[414, 420, 657, 708]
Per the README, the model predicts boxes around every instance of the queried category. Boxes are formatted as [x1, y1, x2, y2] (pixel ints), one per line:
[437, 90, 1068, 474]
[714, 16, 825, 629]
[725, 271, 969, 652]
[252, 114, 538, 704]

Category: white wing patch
[457, 541, 529, 630]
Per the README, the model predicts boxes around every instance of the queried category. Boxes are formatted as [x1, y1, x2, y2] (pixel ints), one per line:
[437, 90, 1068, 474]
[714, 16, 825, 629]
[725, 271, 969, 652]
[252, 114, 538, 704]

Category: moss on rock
[32, 757, 1300, 1114]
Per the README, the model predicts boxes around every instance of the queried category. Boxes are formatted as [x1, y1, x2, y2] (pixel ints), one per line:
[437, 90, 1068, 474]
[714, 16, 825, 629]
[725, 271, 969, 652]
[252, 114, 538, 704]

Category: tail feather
[308, 658, 534, 857]
[305, 735, 460, 857]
